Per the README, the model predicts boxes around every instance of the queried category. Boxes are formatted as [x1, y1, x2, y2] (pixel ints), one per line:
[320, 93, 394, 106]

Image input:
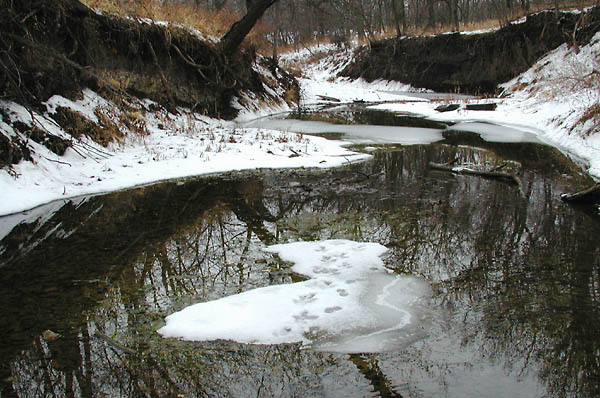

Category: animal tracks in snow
[158, 239, 432, 353]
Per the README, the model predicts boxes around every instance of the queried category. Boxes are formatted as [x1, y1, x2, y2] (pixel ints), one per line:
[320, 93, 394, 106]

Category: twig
[441, 157, 459, 167]
[68, 145, 88, 160]
[490, 163, 508, 172]
[77, 140, 112, 159]
[42, 156, 72, 166]
[172, 43, 210, 80]
[94, 331, 137, 356]
[561, 184, 600, 202]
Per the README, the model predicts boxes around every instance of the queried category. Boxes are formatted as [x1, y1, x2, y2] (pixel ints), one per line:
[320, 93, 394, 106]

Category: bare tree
[221, 0, 280, 55]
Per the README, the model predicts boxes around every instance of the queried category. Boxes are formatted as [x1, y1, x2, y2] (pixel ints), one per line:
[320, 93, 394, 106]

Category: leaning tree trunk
[220, 0, 279, 56]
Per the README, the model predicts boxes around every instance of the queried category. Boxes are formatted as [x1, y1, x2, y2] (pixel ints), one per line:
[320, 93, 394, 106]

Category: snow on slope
[278, 43, 425, 106]
[0, 89, 369, 216]
[499, 32, 600, 176]
[369, 33, 600, 178]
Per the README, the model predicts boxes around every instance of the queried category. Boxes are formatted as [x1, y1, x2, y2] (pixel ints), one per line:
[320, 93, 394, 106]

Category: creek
[1, 107, 599, 397]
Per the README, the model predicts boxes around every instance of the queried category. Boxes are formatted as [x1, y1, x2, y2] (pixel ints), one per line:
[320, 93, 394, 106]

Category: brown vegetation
[82, 0, 241, 37]
[82, 0, 272, 50]
[12, 122, 72, 156]
[0, 0, 299, 169]
[577, 103, 600, 135]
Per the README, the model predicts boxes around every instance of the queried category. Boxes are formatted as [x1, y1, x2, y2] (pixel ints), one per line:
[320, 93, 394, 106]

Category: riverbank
[369, 33, 600, 179]
[2, 6, 600, 217]
[284, 27, 600, 180]
[0, 91, 372, 216]
[340, 7, 600, 94]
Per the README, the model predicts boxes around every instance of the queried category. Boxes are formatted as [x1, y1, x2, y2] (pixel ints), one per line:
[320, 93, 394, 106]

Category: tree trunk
[220, 0, 279, 56]
[427, 0, 436, 30]
[392, 0, 406, 37]
[447, 0, 459, 31]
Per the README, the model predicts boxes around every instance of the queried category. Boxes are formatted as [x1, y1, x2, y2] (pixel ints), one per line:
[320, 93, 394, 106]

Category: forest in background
[83, 0, 597, 55]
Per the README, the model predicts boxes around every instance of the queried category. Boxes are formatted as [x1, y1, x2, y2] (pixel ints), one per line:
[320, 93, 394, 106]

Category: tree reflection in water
[1, 138, 599, 397]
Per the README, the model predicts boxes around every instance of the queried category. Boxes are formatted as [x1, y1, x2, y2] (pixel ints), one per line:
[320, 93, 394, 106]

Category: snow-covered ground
[368, 33, 600, 178]
[0, 89, 370, 216]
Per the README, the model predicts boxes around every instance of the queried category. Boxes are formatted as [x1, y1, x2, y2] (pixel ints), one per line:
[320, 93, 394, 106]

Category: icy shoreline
[2, 33, 600, 217]
[0, 91, 372, 217]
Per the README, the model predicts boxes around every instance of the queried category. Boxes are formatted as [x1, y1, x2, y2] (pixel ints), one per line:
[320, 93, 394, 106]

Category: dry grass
[83, 0, 237, 37]
[577, 103, 600, 135]
[51, 106, 125, 146]
[81, 0, 266, 45]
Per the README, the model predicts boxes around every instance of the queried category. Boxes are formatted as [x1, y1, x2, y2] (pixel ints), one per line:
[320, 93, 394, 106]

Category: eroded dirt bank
[0, 0, 297, 167]
[340, 7, 600, 94]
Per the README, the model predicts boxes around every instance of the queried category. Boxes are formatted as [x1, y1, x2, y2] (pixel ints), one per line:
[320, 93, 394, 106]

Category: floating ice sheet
[244, 119, 444, 146]
[447, 122, 544, 144]
[158, 240, 432, 353]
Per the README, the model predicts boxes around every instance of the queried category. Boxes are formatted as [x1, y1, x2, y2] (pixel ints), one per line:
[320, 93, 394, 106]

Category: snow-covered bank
[0, 90, 369, 216]
[3, 26, 600, 217]
[277, 43, 427, 106]
[367, 33, 600, 179]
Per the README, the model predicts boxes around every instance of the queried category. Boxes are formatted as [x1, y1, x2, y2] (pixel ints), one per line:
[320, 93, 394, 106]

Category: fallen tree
[429, 160, 524, 195]
[561, 184, 600, 203]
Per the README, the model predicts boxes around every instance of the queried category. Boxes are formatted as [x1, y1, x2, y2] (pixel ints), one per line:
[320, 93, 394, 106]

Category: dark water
[1, 114, 600, 397]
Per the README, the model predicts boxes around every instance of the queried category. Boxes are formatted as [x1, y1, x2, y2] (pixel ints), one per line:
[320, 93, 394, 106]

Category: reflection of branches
[349, 354, 402, 398]
[442, 178, 600, 397]
[5, 142, 600, 397]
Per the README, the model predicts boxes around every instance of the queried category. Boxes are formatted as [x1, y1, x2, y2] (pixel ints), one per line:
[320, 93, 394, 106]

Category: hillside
[340, 7, 600, 94]
[0, 0, 299, 170]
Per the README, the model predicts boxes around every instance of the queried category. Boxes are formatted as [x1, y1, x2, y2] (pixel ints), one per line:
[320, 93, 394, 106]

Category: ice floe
[158, 240, 432, 353]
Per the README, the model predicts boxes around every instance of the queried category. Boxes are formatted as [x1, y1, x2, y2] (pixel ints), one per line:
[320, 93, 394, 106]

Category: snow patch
[158, 240, 432, 353]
